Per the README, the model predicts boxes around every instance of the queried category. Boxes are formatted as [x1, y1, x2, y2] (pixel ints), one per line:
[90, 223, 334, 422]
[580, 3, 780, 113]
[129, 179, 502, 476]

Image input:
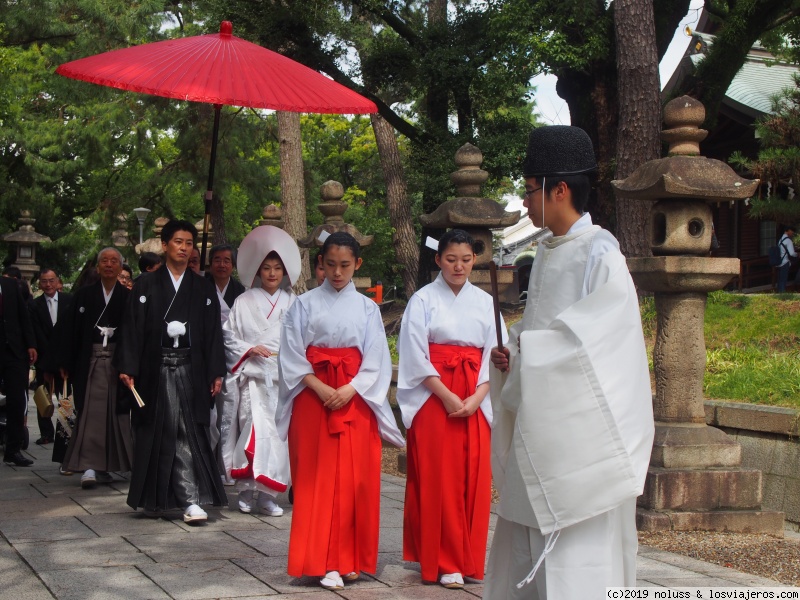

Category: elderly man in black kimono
[61, 247, 133, 488]
[115, 220, 227, 523]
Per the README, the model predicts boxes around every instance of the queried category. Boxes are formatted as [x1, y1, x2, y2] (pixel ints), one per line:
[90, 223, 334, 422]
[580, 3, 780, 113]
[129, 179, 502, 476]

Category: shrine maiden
[221, 226, 301, 517]
[398, 229, 507, 589]
[277, 232, 404, 591]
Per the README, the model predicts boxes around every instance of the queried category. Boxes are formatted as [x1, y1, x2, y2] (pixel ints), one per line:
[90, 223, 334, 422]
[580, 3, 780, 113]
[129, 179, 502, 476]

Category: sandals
[319, 571, 344, 590]
[439, 573, 464, 589]
[319, 570, 359, 589]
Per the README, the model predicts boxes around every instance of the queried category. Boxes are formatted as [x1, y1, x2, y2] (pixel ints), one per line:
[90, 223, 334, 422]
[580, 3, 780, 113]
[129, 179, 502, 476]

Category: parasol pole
[200, 103, 222, 272]
[489, 260, 505, 352]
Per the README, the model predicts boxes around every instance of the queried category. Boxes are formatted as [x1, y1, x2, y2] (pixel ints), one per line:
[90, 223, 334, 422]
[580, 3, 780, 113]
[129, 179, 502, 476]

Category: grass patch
[693, 291, 800, 408]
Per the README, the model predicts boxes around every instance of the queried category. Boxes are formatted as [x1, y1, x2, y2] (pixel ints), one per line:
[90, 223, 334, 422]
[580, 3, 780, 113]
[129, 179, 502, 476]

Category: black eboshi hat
[522, 125, 597, 177]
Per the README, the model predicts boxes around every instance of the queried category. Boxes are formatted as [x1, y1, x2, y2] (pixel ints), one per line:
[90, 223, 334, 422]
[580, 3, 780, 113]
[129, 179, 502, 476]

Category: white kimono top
[396, 273, 507, 429]
[491, 213, 655, 534]
[220, 287, 295, 489]
[277, 279, 405, 448]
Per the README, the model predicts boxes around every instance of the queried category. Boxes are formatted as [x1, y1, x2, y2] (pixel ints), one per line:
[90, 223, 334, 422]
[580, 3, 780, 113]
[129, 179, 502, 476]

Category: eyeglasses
[523, 187, 543, 198]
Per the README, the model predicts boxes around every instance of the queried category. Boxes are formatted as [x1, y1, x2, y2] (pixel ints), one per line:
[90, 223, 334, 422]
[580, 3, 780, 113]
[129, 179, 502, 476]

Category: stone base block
[637, 508, 784, 536]
[641, 467, 762, 510]
[651, 424, 741, 468]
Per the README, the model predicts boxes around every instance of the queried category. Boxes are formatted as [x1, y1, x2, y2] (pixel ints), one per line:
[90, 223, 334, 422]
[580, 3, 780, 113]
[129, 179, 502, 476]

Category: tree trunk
[614, 0, 662, 258]
[277, 111, 310, 294]
[425, 0, 449, 133]
[557, 66, 619, 233]
[209, 194, 226, 247]
[370, 113, 419, 299]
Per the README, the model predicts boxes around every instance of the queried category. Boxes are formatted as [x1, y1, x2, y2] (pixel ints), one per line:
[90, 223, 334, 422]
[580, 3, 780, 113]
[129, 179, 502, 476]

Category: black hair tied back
[437, 229, 475, 256]
[322, 231, 361, 260]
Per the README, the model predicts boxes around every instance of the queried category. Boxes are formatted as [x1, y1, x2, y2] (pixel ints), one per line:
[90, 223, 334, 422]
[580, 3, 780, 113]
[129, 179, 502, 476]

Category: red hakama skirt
[287, 346, 382, 577]
[403, 343, 492, 582]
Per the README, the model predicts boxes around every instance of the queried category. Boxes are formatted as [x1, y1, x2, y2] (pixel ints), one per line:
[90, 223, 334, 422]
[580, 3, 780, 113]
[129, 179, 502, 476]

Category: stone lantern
[299, 180, 373, 291]
[135, 217, 169, 255]
[259, 204, 285, 229]
[611, 96, 783, 534]
[420, 143, 520, 301]
[1, 210, 51, 282]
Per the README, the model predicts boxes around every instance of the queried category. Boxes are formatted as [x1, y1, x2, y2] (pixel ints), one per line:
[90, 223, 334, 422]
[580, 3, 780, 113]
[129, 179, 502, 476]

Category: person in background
[314, 250, 325, 287]
[29, 268, 73, 448]
[188, 248, 201, 274]
[3, 265, 32, 302]
[1, 273, 37, 466]
[205, 243, 246, 483]
[777, 225, 797, 293]
[138, 252, 163, 275]
[206, 244, 245, 325]
[61, 248, 132, 488]
[118, 264, 134, 290]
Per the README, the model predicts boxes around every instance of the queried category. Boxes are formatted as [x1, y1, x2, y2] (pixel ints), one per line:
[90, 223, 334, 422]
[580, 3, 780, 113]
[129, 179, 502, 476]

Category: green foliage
[665, 291, 800, 407]
[730, 74, 800, 223]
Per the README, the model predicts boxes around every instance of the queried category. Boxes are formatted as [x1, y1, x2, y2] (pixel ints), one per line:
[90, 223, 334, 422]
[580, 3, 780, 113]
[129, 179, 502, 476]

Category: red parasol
[56, 21, 377, 266]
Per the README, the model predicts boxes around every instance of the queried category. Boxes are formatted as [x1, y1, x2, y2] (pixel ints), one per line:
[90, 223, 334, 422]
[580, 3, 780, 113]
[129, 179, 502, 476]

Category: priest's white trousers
[483, 497, 637, 600]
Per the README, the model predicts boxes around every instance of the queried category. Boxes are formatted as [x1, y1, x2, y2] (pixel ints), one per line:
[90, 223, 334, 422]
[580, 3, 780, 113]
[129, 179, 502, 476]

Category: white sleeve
[350, 303, 392, 403]
[222, 299, 252, 372]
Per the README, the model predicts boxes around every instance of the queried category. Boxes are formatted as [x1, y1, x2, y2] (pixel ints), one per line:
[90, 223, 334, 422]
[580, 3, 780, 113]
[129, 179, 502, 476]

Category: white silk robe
[396, 273, 507, 428]
[277, 279, 404, 448]
[485, 213, 655, 600]
[221, 287, 295, 493]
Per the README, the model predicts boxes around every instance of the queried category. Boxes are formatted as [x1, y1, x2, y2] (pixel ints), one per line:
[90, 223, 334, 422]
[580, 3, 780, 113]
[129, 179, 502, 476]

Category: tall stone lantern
[1, 210, 51, 281]
[299, 180, 374, 291]
[420, 143, 520, 301]
[612, 97, 783, 534]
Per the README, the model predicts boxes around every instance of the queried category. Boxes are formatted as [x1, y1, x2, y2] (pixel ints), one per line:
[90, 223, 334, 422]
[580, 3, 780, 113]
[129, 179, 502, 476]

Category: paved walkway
[0, 427, 786, 599]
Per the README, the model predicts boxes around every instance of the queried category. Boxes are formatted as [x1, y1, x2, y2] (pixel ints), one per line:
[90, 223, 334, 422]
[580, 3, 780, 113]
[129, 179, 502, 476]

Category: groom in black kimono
[115, 220, 227, 522]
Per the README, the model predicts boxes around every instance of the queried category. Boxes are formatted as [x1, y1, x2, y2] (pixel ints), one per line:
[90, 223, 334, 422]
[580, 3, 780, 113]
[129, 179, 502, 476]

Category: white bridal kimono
[397, 273, 506, 428]
[277, 279, 404, 448]
[221, 287, 295, 493]
[485, 213, 655, 600]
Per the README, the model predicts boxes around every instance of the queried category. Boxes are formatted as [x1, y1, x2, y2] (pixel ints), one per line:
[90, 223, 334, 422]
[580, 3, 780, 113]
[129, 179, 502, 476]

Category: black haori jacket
[113, 267, 226, 426]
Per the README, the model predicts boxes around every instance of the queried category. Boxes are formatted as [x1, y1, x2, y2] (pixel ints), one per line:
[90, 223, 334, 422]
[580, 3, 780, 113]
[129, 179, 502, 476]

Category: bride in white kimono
[220, 226, 301, 516]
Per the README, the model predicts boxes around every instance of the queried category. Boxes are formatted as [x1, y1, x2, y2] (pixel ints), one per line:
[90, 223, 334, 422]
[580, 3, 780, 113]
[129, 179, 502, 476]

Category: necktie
[49, 296, 57, 325]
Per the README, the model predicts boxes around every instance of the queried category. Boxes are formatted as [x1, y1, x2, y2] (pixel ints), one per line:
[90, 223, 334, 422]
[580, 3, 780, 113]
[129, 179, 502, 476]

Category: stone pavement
[0, 439, 786, 599]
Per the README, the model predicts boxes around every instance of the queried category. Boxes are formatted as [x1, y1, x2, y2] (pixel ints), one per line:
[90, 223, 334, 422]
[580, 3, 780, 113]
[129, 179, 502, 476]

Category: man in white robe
[484, 125, 654, 600]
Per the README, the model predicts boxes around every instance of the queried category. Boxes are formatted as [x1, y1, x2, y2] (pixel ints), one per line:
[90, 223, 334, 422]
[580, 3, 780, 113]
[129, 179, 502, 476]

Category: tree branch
[350, 0, 423, 48]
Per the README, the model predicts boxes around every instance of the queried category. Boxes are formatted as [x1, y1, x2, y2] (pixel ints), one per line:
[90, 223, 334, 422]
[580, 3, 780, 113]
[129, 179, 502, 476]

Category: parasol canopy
[56, 21, 377, 265]
[55, 21, 377, 114]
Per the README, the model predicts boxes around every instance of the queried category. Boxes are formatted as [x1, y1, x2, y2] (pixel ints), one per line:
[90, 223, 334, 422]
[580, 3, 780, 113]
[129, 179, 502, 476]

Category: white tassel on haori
[96, 325, 116, 348]
[166, 321, 187, 348]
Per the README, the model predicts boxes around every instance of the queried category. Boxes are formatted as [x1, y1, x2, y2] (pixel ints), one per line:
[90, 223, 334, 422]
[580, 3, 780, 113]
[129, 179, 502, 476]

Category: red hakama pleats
[403, 343, 492, 582]
[287, 346, 382, 577]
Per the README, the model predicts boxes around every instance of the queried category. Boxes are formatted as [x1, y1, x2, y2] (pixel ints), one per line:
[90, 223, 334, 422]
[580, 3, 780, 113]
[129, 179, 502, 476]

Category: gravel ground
[638, 531, 800, 587]
[382, 448, 800, 587]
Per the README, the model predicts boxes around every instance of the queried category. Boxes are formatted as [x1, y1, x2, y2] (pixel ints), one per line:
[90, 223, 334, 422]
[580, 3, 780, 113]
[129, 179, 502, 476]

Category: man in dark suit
[206, 244, 245, 324]
[205, 243, 245, 483]
[1, 275, 38, 466]
[29, 269, 73, 445]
